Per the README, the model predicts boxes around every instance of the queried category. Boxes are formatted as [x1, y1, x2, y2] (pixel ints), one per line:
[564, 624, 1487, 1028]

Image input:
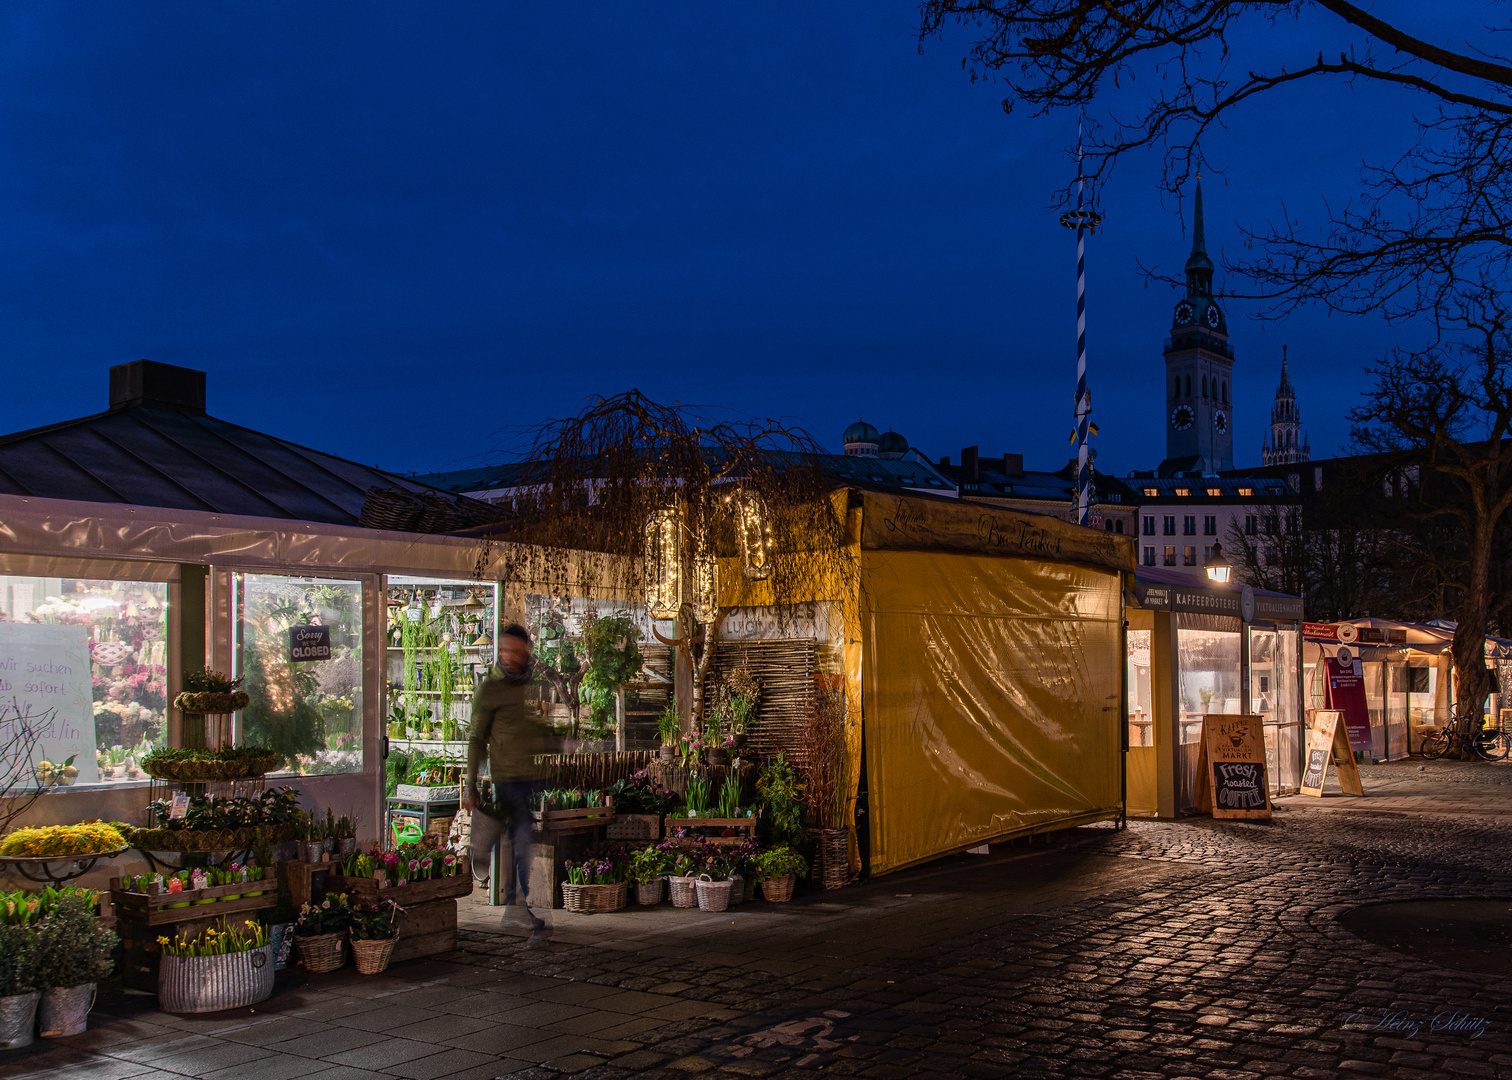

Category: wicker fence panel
[535, 750, 655, 789]
[702, 639, 817, 764]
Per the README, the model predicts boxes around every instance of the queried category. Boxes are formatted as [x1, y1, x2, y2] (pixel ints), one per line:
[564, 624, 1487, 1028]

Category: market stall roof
[1131, 566, 1303, 621]
[1302, 617, 1455, 660]
[0, 360, 482, 529]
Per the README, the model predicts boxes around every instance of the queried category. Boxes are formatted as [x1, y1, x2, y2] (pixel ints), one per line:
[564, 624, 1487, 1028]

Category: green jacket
[465, 666, 549, 788]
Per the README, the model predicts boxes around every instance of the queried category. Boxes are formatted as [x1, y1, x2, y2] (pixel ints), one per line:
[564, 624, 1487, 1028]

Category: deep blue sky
[0, 3, 1461, 476]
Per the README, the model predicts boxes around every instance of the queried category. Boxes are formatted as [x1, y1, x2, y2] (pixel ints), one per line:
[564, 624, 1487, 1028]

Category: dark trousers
[469, 781, 541, 904]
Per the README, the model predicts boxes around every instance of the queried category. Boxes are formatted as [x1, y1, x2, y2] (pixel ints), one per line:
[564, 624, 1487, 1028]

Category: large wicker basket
[695, 875, 732, 913]
[562, 881, 628, 914]
[635, 879, 665, 905]
[296, 932, 346, 974]
[668, 875, 698, 908]
[350, 936, 397, 976]
[761, 874, 796, 902]
[809, 828, 850, 890]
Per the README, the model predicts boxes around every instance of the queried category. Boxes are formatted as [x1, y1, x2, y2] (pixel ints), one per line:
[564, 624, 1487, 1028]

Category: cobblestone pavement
[4, 770, 1511, 1080]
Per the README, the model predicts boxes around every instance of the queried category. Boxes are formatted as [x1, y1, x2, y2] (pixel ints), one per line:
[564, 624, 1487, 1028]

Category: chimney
[1002, 453, 1024, 477]
[939, 455, 950, 467]
[109, 360, 207, 414]
[959, 446, 979, 496]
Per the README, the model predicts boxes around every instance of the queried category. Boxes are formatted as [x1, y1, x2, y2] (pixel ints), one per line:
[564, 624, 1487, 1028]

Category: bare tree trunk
[691, 609, 730, 730]
[1451, 518, 1495, 752]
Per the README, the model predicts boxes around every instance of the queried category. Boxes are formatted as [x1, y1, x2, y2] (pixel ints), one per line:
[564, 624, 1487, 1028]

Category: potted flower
[34, 890, 115, 1037]
[657, 699, 680, 762]
[0, 893, 41, 1048]
[694, 846, 734, 912]
[663, 842, 701, 908]
[755, 845, 807, 902]
[628, 845, 671, 905]
[157, 921, 273, 1013]
[349, 897, 402, 975]
[293, 892, 352, 973]
[561, 856, 628, 913]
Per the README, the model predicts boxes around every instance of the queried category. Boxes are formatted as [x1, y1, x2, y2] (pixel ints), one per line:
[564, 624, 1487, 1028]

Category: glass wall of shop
[233, 573, 363, 776]
[1251, 626, 1303, 791]
[0, 573, 169, 786]
[525, 594, 661, 747]
[1175, 613, 1242, 811]
[385, 577, 498, 784]
[1127, 629, 1154, 747]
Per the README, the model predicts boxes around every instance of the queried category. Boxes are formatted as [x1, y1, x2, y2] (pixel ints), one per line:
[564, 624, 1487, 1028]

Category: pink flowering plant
[349, 897, 402, 941]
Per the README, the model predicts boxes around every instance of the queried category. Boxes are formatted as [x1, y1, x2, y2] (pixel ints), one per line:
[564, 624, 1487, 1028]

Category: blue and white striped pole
[1060, 126, 1102, 527]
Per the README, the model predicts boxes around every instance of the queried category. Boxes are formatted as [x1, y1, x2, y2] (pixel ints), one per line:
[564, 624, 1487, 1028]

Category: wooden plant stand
[666, 817, 758, 846]
[533, 804, 616, 834]
[111, 875, 278, 993]
[325, 860, 473, 964]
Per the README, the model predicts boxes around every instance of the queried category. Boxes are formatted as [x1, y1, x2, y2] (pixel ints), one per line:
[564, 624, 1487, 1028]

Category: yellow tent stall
[855, 491, 1132, 876]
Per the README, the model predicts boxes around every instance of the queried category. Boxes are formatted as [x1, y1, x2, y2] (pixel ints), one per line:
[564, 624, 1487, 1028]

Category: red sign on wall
[1325, 657, 1373, 753]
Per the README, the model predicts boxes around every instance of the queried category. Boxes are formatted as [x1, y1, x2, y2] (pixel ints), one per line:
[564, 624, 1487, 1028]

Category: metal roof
[0, 360, 466, 528]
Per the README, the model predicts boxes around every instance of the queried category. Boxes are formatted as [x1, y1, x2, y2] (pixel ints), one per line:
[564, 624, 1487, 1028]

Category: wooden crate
[605, 813, 661, 841]
[534, 804, 615, 834]
[326, 864, 472, 964]
[111, 876, 278, 993]
[666, 817, 758, 845]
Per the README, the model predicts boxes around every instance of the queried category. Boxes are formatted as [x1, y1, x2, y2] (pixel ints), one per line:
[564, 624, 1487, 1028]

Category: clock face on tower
[1205, 303, 1223, 328]
[1174, 300, 1195, 324]
[1213, 410, 1229, 435]
[1170, 405, 1195, 431]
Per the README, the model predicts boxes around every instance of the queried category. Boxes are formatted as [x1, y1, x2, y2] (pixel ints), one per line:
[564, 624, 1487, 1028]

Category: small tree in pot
[33, 891, 115, 1037]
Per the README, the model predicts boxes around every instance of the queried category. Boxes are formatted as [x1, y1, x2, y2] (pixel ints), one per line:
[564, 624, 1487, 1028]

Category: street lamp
[1205, 541, 1232, 584]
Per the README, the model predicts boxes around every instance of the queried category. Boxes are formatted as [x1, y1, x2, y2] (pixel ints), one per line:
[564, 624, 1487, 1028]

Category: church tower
[1261, 346, 1309, 465]
[1159, 180, 1235, 475]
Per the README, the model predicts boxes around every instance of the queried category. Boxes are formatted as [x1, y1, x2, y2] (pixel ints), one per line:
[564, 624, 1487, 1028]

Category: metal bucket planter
[158, 944, 274, 1014]
[0, 992, 40, 1049]
[268, 923, 295, 971]
[38, 983, 95, 1037]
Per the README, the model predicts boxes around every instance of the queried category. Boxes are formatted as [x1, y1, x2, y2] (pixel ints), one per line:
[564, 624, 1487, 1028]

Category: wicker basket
[695, 875, 732, 913]
[809, 828, 850, 890]
[635, 878, 665, 905]
[668, 875, 698, 908]
[761, 874, 796, 902]
[562, 881, 628, 914]
[296, 932, 346, 974]
[350, 936, 397, 976]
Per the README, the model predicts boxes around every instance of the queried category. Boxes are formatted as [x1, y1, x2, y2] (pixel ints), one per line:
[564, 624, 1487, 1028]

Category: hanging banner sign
[289, 625, 332, 663]
[1303, 622, 1340, 641]
[1325, 654, 1373, 752]
[0, 623, 100, 787]
[1300, 709, 1364, 797]
[1195, 714, 1272, 820]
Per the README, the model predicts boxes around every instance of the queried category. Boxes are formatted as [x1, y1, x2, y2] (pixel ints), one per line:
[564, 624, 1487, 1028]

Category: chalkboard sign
[1300, 709, 1363, 797]
[1196, 714, 1272, 820]
[289, 624, 332, 663]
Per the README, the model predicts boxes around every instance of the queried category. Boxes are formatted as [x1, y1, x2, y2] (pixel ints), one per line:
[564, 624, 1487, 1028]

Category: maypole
[1059, 124, 1102, 527]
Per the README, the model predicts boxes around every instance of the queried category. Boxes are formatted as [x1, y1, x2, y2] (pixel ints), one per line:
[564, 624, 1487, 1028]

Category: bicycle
[1419, 722, 1511, 761]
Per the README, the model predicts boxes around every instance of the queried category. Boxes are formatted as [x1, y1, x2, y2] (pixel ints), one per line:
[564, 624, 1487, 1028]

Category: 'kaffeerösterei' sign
[1134, 581, 1302, 622]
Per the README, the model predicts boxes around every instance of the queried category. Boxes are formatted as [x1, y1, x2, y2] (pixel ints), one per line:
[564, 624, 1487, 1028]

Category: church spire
[1278, 343, 1294, 395]
[1191, 178, 1206, 259]
[1184, 176, 1214, 297]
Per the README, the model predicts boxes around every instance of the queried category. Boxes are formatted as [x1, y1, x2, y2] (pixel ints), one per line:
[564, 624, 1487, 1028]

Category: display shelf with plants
[120, 787, 303, 857]
[327, 843, 470, 962]
[0, 823, 130, 885]
[109, 865, 276, 925]
[141, 746, 282, 783]
[532, 788, 616, 832]
[386, 581, 497, 744]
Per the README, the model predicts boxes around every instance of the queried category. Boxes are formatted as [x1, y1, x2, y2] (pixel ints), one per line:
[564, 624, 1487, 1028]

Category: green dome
[843, 420, 880, 445]
[876, 430, 908, 455]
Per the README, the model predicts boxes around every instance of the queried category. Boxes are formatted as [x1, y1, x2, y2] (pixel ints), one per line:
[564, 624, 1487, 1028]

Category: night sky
[0, 3, 1463, 477]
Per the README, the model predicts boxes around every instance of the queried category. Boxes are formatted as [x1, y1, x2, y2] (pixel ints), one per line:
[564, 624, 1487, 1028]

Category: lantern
[644, 506, 681, 619]
[689, 543, 720, 623]
[729, 488, 772, 580]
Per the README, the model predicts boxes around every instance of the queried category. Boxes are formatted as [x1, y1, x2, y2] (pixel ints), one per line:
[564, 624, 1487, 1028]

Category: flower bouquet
[157, 920, 273, 1013]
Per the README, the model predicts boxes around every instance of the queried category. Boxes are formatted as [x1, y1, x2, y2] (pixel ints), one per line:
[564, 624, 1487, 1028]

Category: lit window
[1184, 546, 1197, 566]
[1143, 487, 1158, 496]
[1175, 487, 1191, 497]
[1206, 487, 1222, 496]
[1163, 546, 1177, 567]
[1238, 487, 1254, 496]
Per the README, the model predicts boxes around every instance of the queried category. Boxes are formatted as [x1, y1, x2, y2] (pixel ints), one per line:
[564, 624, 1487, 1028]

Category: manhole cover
[1339, 899, 1512, 976]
